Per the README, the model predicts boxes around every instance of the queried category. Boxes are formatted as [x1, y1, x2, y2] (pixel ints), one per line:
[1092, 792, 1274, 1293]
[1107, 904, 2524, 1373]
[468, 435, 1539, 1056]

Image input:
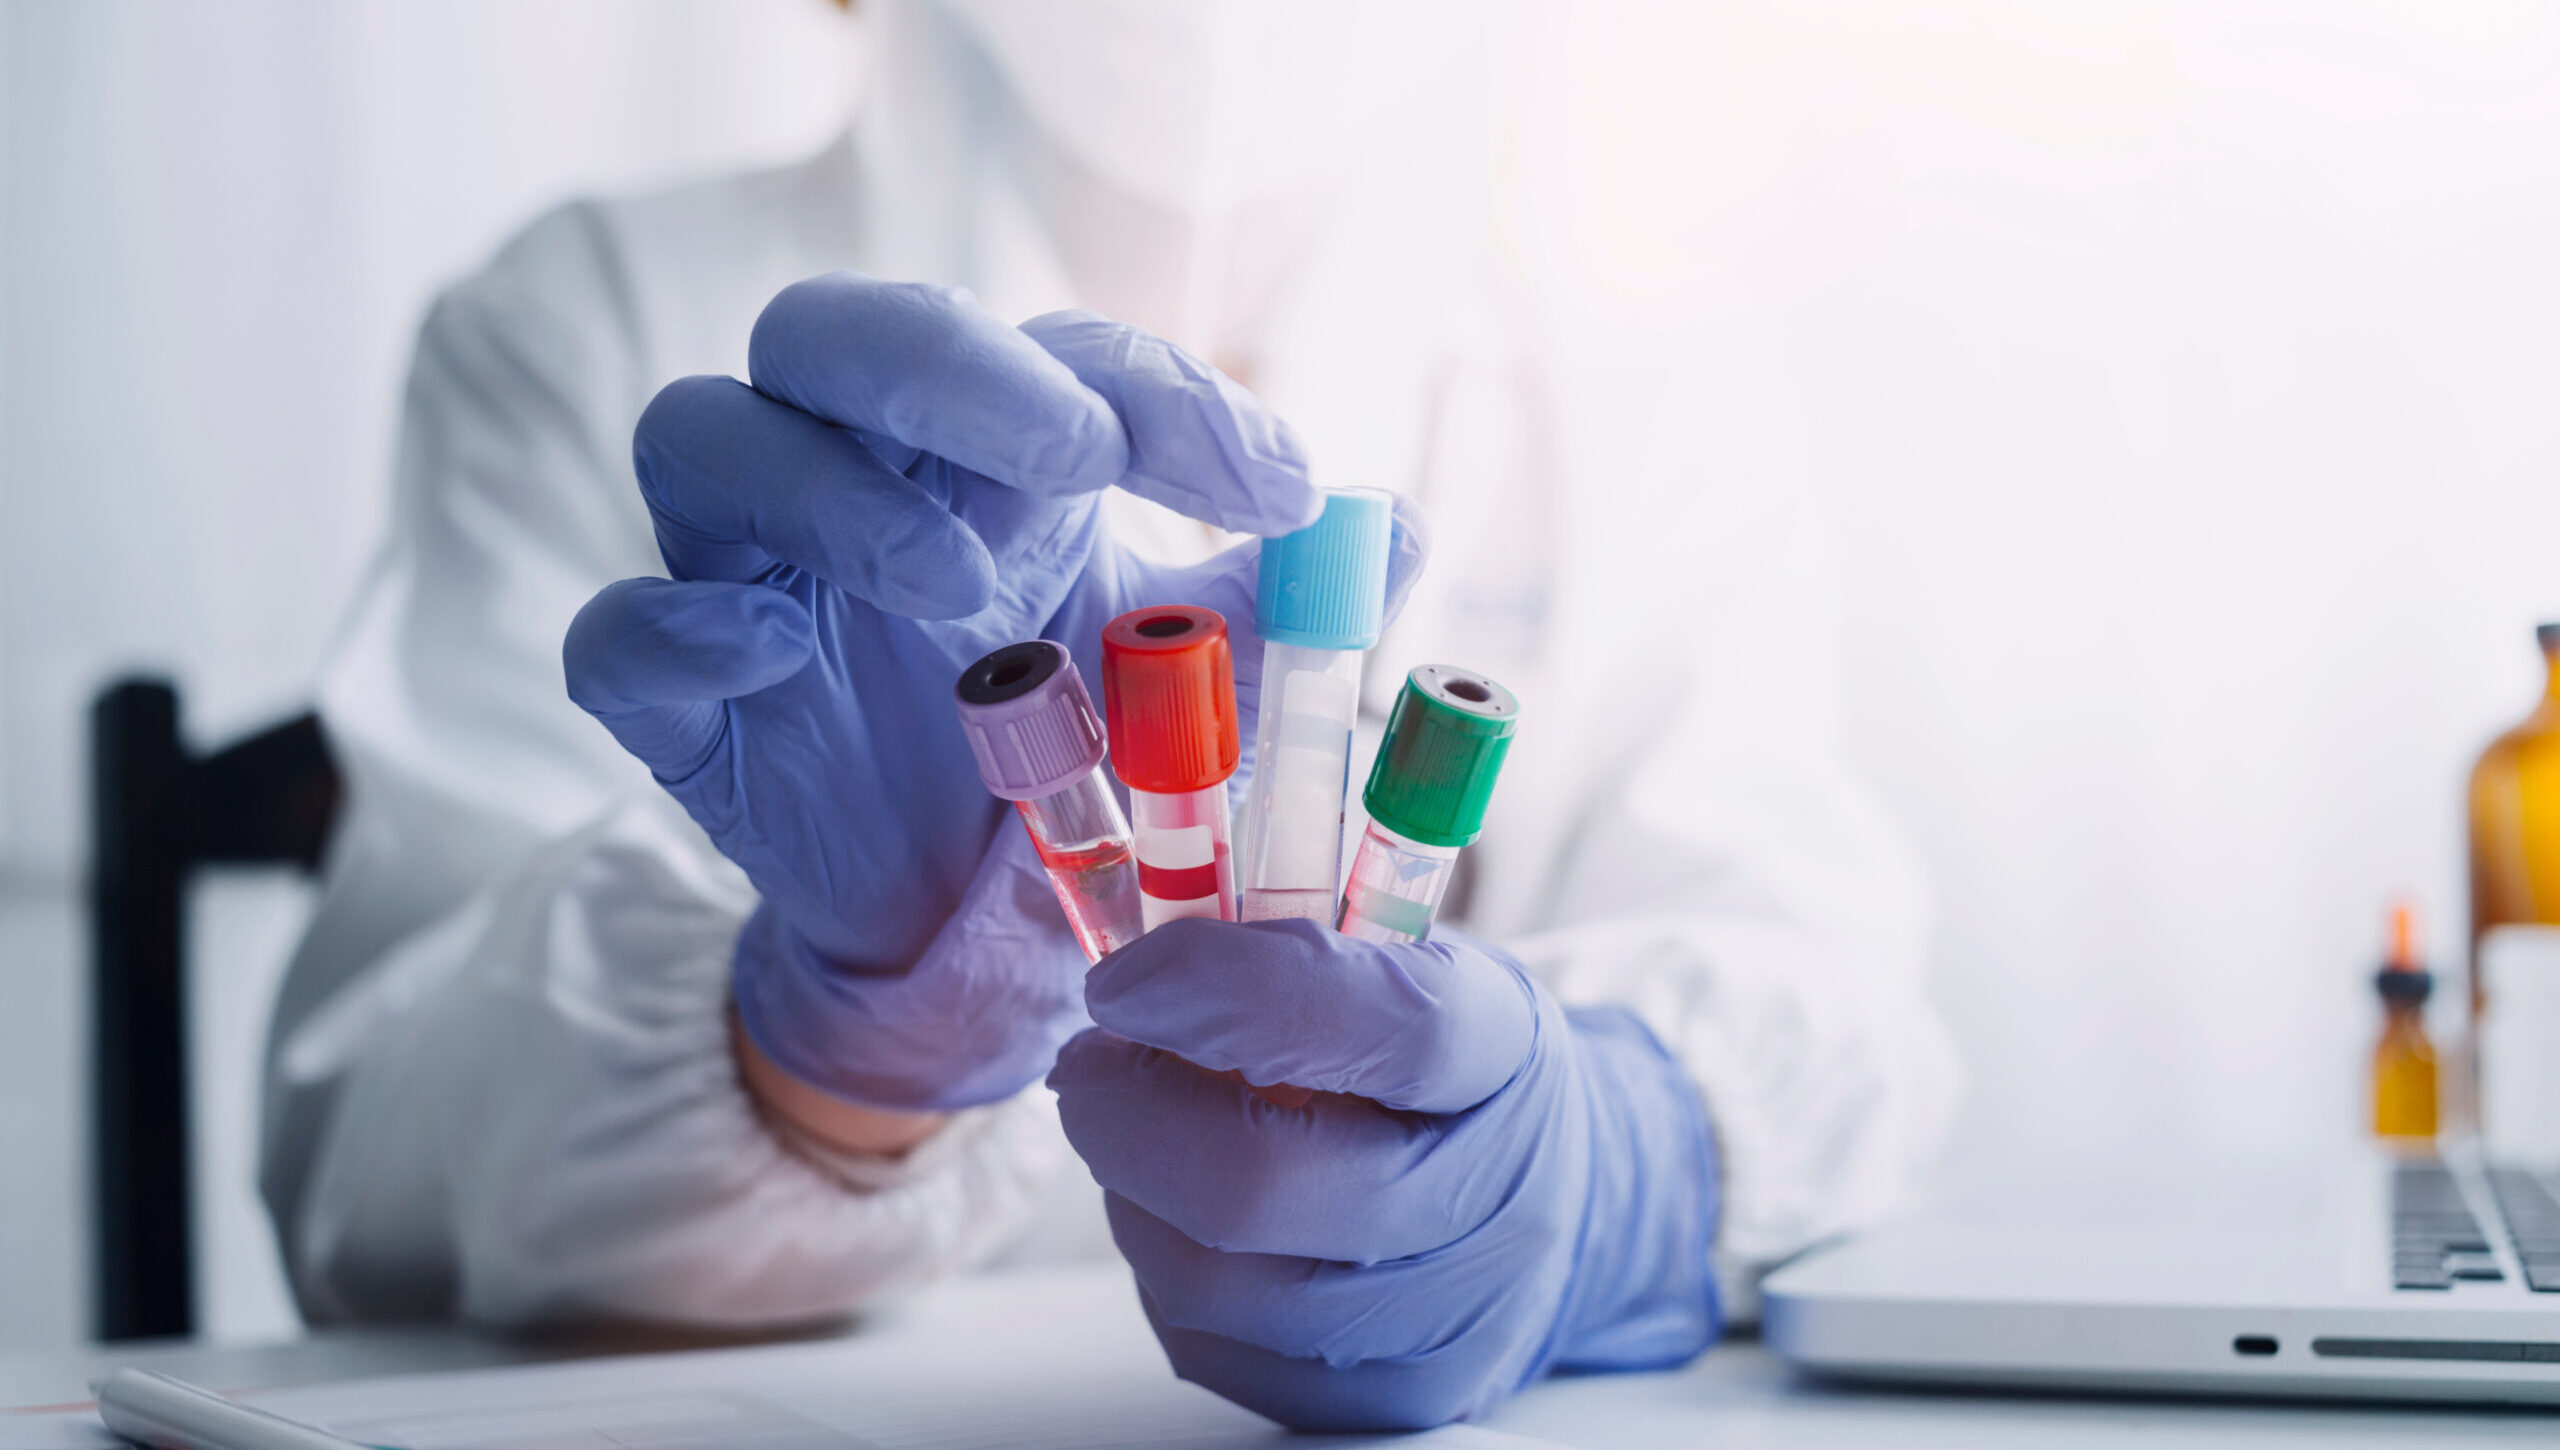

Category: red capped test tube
[953, 640, 1144, 962]
[1101, 606, 1240, 929]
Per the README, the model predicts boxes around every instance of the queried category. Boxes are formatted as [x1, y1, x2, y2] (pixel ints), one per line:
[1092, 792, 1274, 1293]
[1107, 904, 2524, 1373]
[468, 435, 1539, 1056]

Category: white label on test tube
[1239, 666, 1361, 927]
[1132, 788, 1232, 930]
[1241, 489, 1391, 923]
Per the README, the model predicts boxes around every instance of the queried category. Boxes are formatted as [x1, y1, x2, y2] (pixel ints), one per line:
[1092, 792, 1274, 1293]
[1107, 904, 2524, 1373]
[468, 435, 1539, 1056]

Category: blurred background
[5, 0, 2557, 1347]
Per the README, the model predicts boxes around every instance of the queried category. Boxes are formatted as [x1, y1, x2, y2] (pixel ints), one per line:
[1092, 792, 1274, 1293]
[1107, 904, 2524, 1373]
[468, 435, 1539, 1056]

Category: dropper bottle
[953, 640, 1143, 963]
[1338, 665, 1520, 945]
[2371, 898, 2440, 1144]
[1101, 606, 1242, 930]
[1238, 488, 1395, 923]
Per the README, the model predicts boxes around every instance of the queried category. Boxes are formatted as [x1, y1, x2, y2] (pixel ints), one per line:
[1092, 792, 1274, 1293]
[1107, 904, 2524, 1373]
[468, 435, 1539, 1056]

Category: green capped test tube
[1336, 665, 1519, 944]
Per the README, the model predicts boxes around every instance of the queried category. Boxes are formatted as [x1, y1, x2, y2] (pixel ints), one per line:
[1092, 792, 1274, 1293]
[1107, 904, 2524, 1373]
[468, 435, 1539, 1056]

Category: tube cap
[1101, 606, 1239, 794]
[1362, 665, 1519, 849]
[952, 640, 1107, 802]
[1256, 488, 1394, 651]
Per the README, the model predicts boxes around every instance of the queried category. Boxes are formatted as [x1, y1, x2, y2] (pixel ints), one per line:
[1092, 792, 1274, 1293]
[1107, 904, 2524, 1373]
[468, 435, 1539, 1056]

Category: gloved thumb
[564, 577, 815, 778]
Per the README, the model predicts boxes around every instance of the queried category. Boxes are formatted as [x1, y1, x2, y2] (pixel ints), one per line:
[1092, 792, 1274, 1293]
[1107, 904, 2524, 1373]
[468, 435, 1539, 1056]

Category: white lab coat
[259, 3, 1958, 1331]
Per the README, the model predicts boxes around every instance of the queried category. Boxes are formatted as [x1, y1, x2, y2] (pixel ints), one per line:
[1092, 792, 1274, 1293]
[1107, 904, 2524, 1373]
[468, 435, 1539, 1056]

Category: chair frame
[89, 677, 339, 1340]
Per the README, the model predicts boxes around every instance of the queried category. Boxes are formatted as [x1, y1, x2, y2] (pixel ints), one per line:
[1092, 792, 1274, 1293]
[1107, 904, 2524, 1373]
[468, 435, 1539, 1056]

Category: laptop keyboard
[2488, 1168, 2560, 1293]
[2392, 1162, 2560, 1292]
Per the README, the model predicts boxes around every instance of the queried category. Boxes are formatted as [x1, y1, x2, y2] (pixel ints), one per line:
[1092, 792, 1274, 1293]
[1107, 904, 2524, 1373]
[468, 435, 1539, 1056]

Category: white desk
[4, 1265, 2549, 1447]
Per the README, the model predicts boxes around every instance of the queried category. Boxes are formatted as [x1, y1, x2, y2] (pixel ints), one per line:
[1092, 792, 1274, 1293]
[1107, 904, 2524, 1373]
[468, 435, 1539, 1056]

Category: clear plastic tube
[1130, 783, 1236, 930]
[1336, 819, 1462, 944]
[1011, 768, 1145, 963]
[1238, 642, 1364, 923]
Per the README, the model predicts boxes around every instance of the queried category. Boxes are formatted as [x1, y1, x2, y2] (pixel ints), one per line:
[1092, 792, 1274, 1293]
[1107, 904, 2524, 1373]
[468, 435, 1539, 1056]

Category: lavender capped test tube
[954, 640, 1144, 963]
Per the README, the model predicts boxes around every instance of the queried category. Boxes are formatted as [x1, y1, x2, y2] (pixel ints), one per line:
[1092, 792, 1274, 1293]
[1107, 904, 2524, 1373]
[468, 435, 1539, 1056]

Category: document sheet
[3, 1268, 1563, 1450]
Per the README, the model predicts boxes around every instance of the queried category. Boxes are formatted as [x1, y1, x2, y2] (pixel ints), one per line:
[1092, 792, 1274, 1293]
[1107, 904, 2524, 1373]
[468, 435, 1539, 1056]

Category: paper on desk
[1, 1326, 1558, 1450]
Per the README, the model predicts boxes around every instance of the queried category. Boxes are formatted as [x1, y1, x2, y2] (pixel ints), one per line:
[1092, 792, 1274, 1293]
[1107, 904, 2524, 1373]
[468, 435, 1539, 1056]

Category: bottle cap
[2375, 896, 2434, 1004]
[1362, 665, 1520, 849]
[2539, 622, 2560, 653]
[2385, 898, 2422, 972]
[1101, 606, 1239, 794]
[1256, 488, 1394, 651]
[2375, 968, 2433, 1005]
[952, 640, 1107, 802]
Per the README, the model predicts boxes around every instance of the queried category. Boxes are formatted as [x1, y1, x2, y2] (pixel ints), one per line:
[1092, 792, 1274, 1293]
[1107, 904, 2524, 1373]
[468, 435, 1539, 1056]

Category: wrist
[730, 905, 951, 1110]
[732, 1013, 948, 1156]
[729, 887, 1088, 1113]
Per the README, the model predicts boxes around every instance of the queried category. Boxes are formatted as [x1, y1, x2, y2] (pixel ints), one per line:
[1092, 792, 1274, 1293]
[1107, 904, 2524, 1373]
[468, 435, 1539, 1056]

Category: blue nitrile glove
[1047, 919, 1722, 1431]
[563, 273, 1425, 1112]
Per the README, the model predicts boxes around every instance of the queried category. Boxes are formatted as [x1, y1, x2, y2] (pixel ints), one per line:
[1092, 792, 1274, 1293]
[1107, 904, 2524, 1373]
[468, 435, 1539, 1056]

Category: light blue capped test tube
[1237, 488, 1395, 924]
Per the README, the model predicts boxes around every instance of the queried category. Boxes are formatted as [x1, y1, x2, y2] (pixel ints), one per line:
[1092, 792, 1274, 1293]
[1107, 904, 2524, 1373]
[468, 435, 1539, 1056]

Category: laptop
[1761, 1149, 2560, 1403]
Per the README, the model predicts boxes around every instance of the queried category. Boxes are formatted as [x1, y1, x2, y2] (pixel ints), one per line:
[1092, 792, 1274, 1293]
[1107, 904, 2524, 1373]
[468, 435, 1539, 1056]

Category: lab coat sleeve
[289, 793, 1073, 1327]
[268, 201, 1074, 1327]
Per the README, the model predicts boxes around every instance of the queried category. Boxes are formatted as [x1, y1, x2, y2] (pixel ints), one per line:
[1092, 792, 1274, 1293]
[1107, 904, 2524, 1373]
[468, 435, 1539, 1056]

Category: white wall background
[5, 0, 2558, 1347]
[1502, 0, 2560, 1177]
[0, 0, 859, 1345]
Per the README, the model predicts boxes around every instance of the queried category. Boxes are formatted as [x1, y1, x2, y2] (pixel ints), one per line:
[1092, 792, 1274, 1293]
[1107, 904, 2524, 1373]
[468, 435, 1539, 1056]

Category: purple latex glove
[1050, 919, 1722, 1430]
[564, 273, 1424, 1111]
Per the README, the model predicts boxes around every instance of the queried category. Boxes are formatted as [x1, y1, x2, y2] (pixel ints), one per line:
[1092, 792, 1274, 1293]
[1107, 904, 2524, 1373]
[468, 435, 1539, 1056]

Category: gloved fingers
[1050, 1028, 1513, 1263]
[1106, 1193, 1506, 1370]
[564, 578, 816, 710]
[747, 274, 1127, 497]
[1135, 1289, 1512, 1433]
[1020, 309, 1321, 537]
[632, 374, 997, 617]
[1084, 918, 1536, 1115]
[563, 577, 815, 780]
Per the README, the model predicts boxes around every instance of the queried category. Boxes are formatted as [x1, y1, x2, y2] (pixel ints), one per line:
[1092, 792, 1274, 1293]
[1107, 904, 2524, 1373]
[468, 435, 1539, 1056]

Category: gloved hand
[1048, 918, 1722, 1430]
[563, 272, 1406, 1112]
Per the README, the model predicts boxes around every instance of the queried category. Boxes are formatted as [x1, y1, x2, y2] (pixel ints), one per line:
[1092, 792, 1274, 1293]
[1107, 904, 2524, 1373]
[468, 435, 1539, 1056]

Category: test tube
[1101, 606, 1241, 929]
[953, 640, 1144, 963]
[1338, 665, 1520, 945]
[1237, 488, 1395, 924]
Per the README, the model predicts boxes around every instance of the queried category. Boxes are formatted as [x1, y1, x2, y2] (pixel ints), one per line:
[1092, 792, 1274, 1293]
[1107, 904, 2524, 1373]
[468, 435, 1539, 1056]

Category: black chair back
[89, 677, 340, 1340]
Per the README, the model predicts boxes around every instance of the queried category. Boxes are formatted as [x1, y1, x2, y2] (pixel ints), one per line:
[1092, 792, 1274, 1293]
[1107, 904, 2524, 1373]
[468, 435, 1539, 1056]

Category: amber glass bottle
[2371, 901, 2438, 1143]
[2467, 624, 2560, 1141]
[2469, 626, 2560, 949]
